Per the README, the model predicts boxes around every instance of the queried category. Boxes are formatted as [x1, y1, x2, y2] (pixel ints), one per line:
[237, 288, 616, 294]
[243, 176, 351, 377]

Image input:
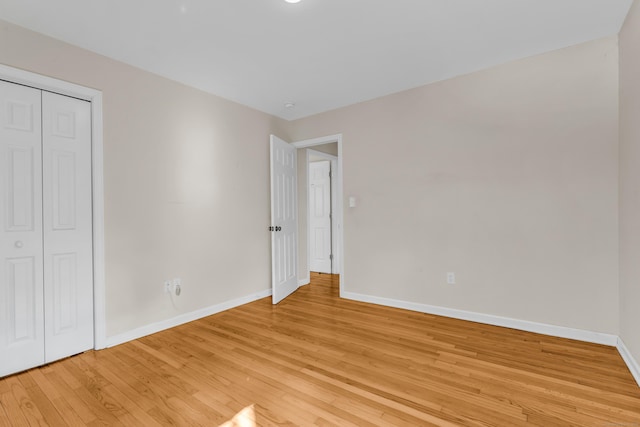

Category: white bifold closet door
[0, 80, 93, 377]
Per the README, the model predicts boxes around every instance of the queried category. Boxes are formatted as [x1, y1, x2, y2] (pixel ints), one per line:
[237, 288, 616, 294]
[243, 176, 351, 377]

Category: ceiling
[0, 0, 632, 120]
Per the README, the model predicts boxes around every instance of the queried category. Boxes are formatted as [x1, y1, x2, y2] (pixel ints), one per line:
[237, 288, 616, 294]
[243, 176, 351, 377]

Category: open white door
[270, 135, 298, 304]
[309, 160, 332, 273]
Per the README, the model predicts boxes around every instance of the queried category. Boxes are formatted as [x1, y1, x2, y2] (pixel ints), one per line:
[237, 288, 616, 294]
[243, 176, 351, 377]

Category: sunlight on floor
[218, 404, 256, 427]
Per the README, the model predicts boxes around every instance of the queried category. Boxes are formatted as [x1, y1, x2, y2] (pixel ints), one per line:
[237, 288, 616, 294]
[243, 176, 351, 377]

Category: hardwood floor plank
[40, 370, 98, 425]
[5, 375, 49, 426]
[105, 349, 221, 426]
[0, 391, 30, 427]
[0, 273, 638, 425]
[19, 377, 68, 426]
[186, 319, 449, 425]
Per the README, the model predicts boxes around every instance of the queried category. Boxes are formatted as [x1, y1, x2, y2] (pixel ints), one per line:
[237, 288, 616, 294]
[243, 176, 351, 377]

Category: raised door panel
[51, 151, 77, 230]
[6, 257, 38, 342]
[6, 146, 35, 232]
[42, 91, 93, 362]
[51, 253, 78, 335]
[0, 80, 45, 377]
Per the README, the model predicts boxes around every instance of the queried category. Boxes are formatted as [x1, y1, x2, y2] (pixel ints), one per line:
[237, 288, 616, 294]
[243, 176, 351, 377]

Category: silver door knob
[14, 241, 23, 248]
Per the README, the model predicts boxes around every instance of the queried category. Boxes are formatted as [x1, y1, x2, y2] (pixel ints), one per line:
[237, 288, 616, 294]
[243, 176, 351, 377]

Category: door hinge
[329, 254, 333, 260]
[329, 171, 332, 178]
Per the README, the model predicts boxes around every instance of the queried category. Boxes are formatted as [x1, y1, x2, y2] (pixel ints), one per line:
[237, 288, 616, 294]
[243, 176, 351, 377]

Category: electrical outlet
[172, 278, 182, 296]
[164, 280, 172, 293]
[447, 272, 455, 285]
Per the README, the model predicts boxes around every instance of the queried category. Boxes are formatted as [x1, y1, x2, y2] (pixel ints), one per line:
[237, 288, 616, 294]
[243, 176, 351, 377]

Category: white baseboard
[298, 277, 310, 287]
[105, 289, 272, 348]
[617, 337, 640, 387]
[342, 291, 618, 346]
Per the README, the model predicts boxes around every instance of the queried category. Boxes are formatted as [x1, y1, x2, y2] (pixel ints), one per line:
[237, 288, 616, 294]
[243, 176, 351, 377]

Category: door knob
[14, 241, 23, 248]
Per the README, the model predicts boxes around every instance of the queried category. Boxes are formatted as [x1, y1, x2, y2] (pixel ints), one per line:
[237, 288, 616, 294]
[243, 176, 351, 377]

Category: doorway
[292, 134, 344, 296]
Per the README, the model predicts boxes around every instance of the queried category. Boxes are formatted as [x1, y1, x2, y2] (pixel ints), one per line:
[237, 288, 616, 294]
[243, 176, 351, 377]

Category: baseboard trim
[342, 291, 618, 346]
[298, 277, 310, 287]
[617, 337, 640, 387]
[105, 289, 272, 348]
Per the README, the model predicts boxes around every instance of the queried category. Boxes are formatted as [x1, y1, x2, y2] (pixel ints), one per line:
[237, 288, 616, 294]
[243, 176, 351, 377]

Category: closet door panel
[42, 91, 94, 363]
[0, 81, 44, 377]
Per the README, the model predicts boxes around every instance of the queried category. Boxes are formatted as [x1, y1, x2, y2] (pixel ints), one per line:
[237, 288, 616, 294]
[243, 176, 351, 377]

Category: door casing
[292, 134, 344, 296]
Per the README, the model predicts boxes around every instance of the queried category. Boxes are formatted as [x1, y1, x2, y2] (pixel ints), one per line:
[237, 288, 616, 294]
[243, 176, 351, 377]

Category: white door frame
[307, 150, 338, 274]
[0, 64, 106, 350]
[292, 134, 344, 296]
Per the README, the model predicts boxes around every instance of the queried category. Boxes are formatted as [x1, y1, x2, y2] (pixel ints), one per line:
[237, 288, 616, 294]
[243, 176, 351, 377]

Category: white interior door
[309, 160, 332, 273]
[0, 81, 45, 376]
[42, 91, 94, 362]
[270, 135, 298, 304]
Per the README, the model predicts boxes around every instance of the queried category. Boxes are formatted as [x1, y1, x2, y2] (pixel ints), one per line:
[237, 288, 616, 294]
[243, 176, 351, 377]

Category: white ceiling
[0, 0, 632, 120]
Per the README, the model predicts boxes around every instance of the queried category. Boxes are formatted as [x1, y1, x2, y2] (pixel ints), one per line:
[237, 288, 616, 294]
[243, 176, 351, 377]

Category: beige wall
[0, 18, 625, 345]
[310, 142, 338, 157]
[0, 20, 289, 337]
[290, 37, 620, 334]
[620, 0, 640, 363]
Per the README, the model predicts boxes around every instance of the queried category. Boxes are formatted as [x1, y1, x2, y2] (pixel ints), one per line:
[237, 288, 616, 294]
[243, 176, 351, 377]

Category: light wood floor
[1, 273, 639, 426]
